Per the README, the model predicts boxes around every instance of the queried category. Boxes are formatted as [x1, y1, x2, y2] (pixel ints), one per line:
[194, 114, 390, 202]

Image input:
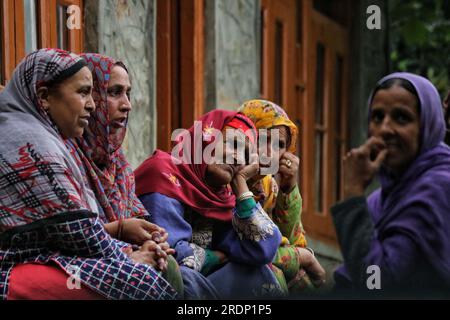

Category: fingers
[157, 258, 168, 272]
[159, 241, 171, 251]
[122, 246, 133, 255]
[372, 148, 388, 169]
[361, 136, 386, 156]
[280, 152, 298, 162]
[141, 240, 158, 252]
[141, 240, 168, 260]
[133, 241, 170, 271]
[141, 220, 165, 233]
[164, 248, 176, 256]
[151, 231, 162, 243]
[345, 137, 386, 162]
[158, 231, 169, 244]
[279, 153, 299, 169]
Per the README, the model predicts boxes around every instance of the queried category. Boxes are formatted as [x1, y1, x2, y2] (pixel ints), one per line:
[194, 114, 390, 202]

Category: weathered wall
[84, 0, 156, 169]
[205, 0, 261, 111]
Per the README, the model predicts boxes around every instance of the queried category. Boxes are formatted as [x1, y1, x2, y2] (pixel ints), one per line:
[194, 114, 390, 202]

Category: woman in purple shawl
[331, 72, 450, 296]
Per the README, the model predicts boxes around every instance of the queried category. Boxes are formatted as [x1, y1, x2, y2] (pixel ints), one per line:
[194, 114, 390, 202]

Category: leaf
[401, 20, 429, 46]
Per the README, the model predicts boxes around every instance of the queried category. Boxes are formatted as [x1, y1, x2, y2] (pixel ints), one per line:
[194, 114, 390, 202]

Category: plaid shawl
[0, 49, 176, 300]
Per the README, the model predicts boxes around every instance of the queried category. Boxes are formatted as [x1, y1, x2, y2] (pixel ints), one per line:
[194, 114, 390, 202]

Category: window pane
[314, 43, 326, 214]
[274, 20, 283, 105]
[315, 132, 324, 213]
[57, 5, 69, 50]
[335, 56, 343, 135]
[315, 43, 325, 125]
[24, 0, 38, 54]
[334, 55, 344, 202]
[313, 0, 349, 26]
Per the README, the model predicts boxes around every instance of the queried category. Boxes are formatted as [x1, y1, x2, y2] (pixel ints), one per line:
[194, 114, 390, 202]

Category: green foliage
[389, 0, 450, 97]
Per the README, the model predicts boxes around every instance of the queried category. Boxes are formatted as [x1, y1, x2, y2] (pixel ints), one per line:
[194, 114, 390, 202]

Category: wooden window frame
[260, 0, 350, 246]
[1, 0, 84, 84]
[301, 2, 350, 245]
[39, 0, 84, 53]
[1, 0, 25, 84]
[156, 0, 205, 151]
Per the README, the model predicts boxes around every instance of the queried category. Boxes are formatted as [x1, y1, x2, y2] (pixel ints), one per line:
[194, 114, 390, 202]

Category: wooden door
[260, 0, 297, 115]
[261, 0, 350, 246]
[302, 4, 350, 245]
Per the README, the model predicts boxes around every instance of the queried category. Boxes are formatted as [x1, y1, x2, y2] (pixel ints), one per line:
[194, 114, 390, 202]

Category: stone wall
[84, 0, 156, 169]
[205, 0, 261, 111]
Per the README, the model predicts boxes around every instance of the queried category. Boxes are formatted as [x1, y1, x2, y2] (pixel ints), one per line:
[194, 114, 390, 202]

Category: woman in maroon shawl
[135, 110, 287, 298]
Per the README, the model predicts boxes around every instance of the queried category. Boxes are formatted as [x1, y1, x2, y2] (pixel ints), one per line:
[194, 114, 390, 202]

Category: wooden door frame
[39, 0, 84, 53]
[302, 3, 350, 245]
[1, 0, 24, 83]
[260, 0, 296, 116]
[260, 0, 350, 246]
[156, 0, 205, 151]
[1, 0, 84, 84]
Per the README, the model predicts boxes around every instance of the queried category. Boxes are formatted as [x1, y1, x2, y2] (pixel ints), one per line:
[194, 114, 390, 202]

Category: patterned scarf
[238, 99, 298, 153]
[238, 99, 298, 205]
[0, 48, 98, 231]
[72, 53, 147, 223]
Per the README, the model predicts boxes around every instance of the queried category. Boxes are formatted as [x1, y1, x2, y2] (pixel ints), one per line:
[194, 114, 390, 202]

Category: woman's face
[43, 66, 95, 139]
[205, 129, 251, 188]
[107, 65, 132, 132]
[369, 84, 420, 174]
[259, 125, 290, 165]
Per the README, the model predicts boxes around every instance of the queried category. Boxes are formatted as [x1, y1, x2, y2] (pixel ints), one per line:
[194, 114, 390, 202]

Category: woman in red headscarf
[135, 110, 287, 299]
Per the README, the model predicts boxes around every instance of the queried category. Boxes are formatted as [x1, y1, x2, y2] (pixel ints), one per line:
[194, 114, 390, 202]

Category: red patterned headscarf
[72, 53, 147, 223]
[135, 110, 257, 222]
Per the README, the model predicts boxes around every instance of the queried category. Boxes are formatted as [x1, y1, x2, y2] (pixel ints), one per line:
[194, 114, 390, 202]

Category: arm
[273, 184, 306, 246]
[332, 196, 421, 289]
[213, 199, 282, 266]
[273, 152, 307, 246]
[43, 212, 133, 260]
[41, 214, 176, 299]
[139, 192, 206, 272]
[213, 155, 281, 266]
